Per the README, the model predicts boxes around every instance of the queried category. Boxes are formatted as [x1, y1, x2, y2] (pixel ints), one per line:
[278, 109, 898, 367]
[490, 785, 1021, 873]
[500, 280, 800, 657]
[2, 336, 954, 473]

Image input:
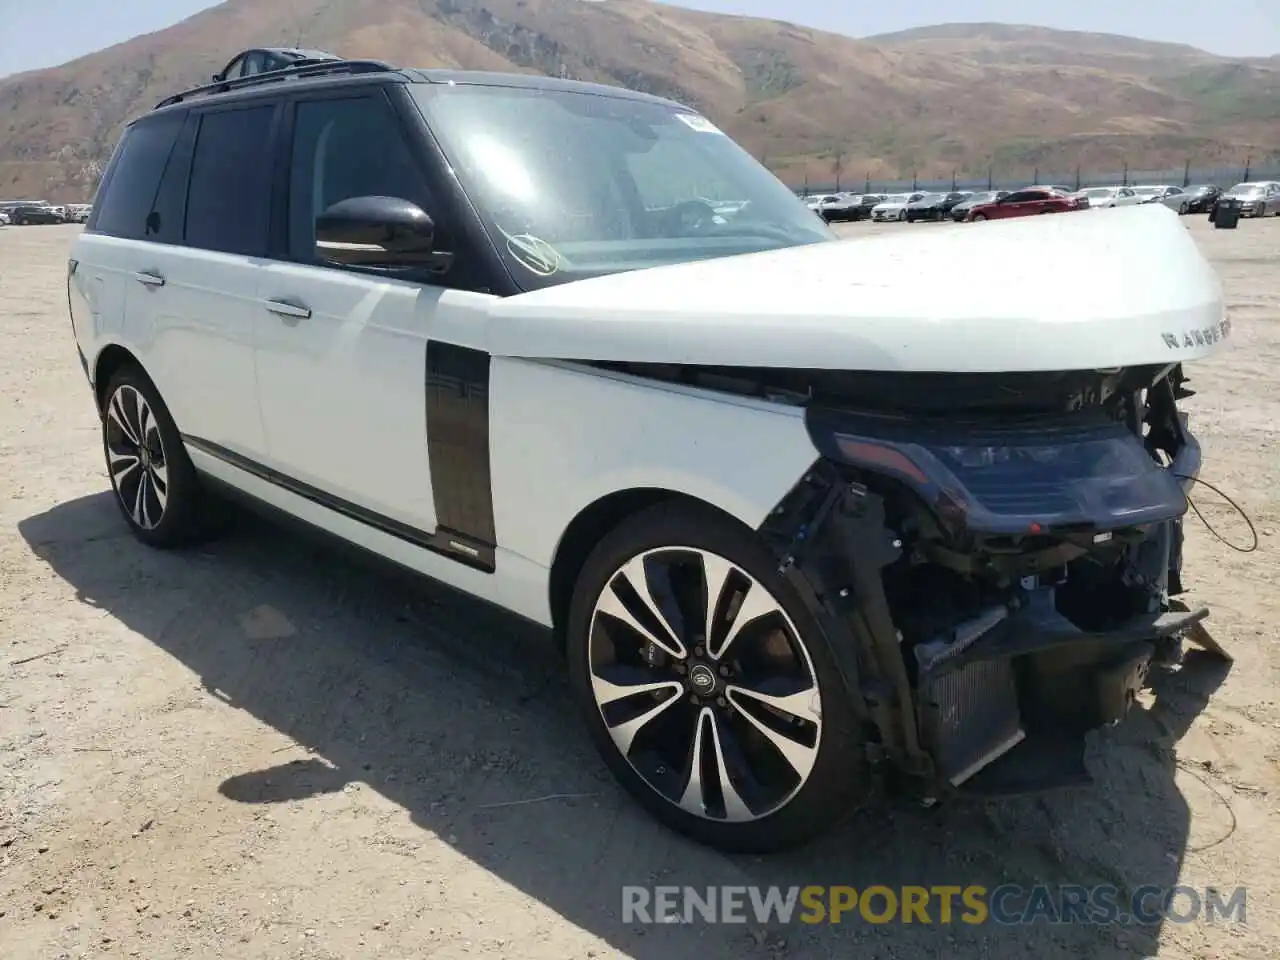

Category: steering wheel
[662, 199, 719, 235]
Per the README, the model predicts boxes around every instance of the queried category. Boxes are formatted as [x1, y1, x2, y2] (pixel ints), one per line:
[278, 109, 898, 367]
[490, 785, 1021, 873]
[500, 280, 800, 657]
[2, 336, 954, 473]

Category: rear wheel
[567, 502, 867, 853]
[101, 365, 225, 548]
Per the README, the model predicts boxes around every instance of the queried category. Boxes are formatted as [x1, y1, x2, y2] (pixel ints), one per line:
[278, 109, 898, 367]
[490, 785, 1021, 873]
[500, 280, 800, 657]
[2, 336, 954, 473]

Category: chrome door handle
[264, 299, 311, 320]
[133, 271, 165, 287]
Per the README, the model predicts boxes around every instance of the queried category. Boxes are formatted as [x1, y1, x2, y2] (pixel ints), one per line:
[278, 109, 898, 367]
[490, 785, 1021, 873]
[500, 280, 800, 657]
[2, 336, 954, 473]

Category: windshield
[1132, 187, 1163, 196]
[1228, 183, 1262, 195]
[1083, 188, 1114, 198]
[411, 84, 832, 290]
[917, 193, 945, 203]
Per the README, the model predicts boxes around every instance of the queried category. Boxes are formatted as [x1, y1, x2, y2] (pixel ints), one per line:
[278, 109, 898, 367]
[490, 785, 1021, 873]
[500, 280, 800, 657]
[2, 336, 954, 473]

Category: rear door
[141, 100, 280, 458]
[71, 111, 185, 399]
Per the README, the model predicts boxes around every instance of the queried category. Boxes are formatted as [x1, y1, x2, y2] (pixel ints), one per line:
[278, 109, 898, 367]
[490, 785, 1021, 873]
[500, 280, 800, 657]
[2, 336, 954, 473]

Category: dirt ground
[1, 215, 1278, 960]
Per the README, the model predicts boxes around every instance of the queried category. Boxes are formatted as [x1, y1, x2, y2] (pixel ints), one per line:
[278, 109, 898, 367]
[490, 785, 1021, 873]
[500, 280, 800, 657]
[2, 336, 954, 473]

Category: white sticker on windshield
[675, 113, 724, 135]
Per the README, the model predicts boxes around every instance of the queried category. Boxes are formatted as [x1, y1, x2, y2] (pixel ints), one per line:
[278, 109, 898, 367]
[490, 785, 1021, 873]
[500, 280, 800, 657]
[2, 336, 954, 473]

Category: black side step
[951, 735, 1091, 798]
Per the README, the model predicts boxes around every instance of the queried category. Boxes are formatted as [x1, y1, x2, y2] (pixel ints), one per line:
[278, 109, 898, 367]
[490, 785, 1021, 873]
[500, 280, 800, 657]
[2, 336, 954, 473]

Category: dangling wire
[1173, 474, 1259, 554]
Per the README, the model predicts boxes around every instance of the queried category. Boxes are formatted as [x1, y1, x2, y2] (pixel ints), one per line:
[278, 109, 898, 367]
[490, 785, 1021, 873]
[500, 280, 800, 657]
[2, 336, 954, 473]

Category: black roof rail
[156, 59, 397, 109]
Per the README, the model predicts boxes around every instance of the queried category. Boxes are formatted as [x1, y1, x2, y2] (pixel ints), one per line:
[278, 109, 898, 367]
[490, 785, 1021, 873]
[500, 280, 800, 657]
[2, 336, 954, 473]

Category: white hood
[481, 205, 1227, 374]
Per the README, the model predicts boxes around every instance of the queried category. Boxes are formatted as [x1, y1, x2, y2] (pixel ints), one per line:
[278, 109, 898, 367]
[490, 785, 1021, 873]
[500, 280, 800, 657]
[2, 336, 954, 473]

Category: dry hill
[0, 1, 1276, 199]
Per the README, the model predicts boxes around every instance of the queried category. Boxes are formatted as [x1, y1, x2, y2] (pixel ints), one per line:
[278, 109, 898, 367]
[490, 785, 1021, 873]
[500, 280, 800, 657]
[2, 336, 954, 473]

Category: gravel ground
[2, 215, 1278, 960]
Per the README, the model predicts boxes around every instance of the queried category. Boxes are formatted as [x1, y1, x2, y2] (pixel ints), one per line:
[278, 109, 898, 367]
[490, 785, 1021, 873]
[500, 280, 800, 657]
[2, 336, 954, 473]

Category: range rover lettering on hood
[484, 205, 1224, 375]
[1163, 317, 1231, 350]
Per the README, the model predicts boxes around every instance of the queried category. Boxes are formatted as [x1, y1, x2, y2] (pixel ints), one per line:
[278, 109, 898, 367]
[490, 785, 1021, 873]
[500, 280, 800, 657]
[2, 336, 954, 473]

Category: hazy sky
[0, 0, 1276, 78]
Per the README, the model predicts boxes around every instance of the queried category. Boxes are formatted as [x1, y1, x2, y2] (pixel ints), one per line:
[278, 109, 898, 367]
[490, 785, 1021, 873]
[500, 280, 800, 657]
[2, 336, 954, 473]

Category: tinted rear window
[185, 105, 276, 256]
[90, 113, 184, 240]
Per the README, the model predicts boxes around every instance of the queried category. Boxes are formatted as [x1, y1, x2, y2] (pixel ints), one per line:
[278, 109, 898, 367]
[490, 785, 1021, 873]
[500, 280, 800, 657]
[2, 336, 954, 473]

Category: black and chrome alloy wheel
[568, 503, 865, 852]
[106, 383, 168, 530]
[100, 364, 222, 547]
[589, 546, 822, 823]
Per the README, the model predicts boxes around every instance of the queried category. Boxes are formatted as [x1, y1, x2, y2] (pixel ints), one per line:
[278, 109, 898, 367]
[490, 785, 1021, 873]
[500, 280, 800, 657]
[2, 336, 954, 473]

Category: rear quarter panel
[69, 233, 137, 392]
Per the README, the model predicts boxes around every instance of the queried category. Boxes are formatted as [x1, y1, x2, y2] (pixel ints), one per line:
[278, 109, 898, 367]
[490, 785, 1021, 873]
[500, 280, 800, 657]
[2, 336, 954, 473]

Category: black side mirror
[315, 196, 451, 272]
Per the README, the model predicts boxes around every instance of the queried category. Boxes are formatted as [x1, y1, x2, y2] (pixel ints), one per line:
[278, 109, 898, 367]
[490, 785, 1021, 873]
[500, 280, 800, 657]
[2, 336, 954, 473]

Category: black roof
[152, 58, 683, 113]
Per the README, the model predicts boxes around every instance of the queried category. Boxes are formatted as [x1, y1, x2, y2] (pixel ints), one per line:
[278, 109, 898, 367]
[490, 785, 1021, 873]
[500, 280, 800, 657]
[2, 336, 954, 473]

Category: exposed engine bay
[596, 358, 1232, 798]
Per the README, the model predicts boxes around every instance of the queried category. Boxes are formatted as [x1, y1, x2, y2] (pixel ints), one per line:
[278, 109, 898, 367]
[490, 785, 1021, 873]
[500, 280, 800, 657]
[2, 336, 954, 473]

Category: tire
[101, 364, 224, 548]
[1178, 202, 1190, 215]
[971, 213, 987, 221]
[1258, 203, 1267, 218]
[897, 210, 907, 222]
[566, 501, 868, 853]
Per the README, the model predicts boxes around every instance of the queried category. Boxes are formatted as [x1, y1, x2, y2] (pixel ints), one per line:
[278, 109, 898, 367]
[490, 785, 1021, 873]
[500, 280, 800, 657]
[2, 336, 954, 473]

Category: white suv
[69, 59, 1230, 853]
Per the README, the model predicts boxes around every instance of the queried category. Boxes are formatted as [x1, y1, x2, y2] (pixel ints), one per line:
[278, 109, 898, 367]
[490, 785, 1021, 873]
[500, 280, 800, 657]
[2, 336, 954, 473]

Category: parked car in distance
[871, 192, 924, 222]
[843, 194, 887, 221]
[966, 188, 1087, 221]
[804, 194, 839, 218]
[0, 211, 9, 225]
[905, 191, 971, 222]
[949, 191, 1008, 221]
[7, 202, 65, 224]
[1075, 186, 1142, 209]
[1129, 185, 1183, 208]
[902, 193, 945, 222]
[1219, 181, 1280, 217]
[68, 55, 1230, 856]
[65, 203, 94, 223]
[0, 198, 51, 217]
[814, 193, 867, 223]
[1176, 185, 1222, 214]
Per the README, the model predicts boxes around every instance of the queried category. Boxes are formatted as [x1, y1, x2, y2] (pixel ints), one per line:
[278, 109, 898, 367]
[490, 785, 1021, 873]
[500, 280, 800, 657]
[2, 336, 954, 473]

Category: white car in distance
[870, 192, 923, 222]
[1076, 186, 1143, 208]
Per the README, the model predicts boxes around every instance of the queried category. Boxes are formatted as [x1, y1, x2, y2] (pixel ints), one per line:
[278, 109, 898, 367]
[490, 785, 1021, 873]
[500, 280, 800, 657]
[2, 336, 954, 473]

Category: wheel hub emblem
[688, 664, 717, 696]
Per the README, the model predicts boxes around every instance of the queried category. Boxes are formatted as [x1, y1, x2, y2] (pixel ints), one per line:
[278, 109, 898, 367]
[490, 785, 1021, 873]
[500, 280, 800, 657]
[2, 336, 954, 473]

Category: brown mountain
[1, 2, 1277, 201]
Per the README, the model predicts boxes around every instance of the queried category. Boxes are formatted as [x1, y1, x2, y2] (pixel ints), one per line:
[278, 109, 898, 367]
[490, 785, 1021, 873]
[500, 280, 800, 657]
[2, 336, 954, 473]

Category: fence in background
[788, 162, 1280, 196]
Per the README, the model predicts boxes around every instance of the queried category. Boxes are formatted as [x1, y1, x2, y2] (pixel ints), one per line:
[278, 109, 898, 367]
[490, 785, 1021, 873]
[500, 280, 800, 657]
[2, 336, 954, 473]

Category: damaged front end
[756, 362, 1228, 800]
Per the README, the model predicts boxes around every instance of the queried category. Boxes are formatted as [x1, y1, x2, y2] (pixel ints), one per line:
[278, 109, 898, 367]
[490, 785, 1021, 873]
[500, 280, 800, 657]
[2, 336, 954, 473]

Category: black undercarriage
[600, 358, 1230, 798]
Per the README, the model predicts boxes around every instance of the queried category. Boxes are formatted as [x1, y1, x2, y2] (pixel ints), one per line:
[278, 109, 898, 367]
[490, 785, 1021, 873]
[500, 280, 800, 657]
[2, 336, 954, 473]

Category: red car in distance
[966, 187, 1088, 221]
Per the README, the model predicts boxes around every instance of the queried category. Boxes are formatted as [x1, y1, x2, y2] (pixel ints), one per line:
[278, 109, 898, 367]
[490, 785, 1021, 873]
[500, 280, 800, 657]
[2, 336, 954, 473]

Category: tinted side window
[91, 113, 183, 240]
[185, 105, 276, 256]
[1004, 191, 1033, 203]
[286, 95, 434, 263]
[143, 114, 196, 244]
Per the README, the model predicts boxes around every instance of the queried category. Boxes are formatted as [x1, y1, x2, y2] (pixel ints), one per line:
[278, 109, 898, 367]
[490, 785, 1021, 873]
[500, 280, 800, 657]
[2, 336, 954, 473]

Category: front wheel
[101, 365, 224, 547]
[971, 213, 987, 221]
[897, 210, 907, 222]
[1178, 201, 1190, 215]
[567, 502, 867, 853]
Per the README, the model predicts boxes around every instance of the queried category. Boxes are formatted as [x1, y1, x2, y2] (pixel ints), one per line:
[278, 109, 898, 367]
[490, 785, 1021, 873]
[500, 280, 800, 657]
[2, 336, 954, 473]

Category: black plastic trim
[182, 435, 495, 572]
[425, 342, 497, 550]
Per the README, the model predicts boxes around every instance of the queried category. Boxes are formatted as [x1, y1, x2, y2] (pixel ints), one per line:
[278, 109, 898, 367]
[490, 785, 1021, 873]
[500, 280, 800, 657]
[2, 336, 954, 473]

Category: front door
[254, 90, 444, 534]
